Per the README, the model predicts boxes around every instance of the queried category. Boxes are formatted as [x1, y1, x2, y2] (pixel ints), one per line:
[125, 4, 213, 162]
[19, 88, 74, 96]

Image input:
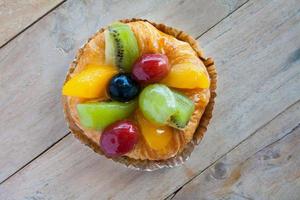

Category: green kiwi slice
[169, 90, 195, 129]
[77, 100, 137, 130]
[105, 22, 139, 72]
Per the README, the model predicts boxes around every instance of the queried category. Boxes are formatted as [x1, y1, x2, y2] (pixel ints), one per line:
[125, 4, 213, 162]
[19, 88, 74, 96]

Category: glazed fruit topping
[108, 73, 140, 102]
[139, 84, 176, 125]
[136, 111, 172, 150]
[77, 100, 137, 130]
[62, 65, 117, 98]
[62, 21, 212, 156]
[169, 90, 195, 129]
[160, 63, 210, 89]
[105, 23, 139, 72]
[138, 84, 195, 129]
[100, 120, 139, 157]
[132, 54, 170, 84]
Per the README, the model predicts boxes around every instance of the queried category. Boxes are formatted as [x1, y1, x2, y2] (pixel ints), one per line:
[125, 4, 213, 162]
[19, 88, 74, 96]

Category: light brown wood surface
[172, 101, 300, 200]
[1, 0, 299, 199]
[0, 0, 247, 183]
[0, 0, 64, 47]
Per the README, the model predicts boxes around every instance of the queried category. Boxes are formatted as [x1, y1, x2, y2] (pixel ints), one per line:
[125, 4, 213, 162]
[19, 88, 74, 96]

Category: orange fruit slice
[62, 65, 118, 98]
[136, 111, 172, 150]
[160, 63, 210, 89]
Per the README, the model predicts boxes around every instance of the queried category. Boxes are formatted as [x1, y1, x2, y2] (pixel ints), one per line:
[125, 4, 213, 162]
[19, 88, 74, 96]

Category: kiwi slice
[105, 22, 139, 72]
[169, 90, 195, 129]
[77, 100, 137, 130]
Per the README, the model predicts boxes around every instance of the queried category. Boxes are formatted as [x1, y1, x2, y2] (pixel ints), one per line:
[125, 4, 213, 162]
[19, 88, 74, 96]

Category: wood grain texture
[0, 0, 299, 199]
[172, 101, 300, 200]
[0, 0, 247, 183]
[0, 0, 64, 47]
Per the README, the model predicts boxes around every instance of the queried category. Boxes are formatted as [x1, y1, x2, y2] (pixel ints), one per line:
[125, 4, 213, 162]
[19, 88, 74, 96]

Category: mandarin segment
[160, 63, 210, 89]
[136, 111, 172, 150]
[62, 65, 118, 98]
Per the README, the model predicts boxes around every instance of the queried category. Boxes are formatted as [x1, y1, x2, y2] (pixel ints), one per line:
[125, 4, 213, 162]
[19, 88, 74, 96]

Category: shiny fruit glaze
[62, 65, 117, 98]
[77, 100, 137, 130]
[108, 73, 140, 102]
[136, 111, 172, 150]
[100, 120, 139, 157]
[139, 84, 176, 125]
[132, 54, 170, 84]
[160, 63, 210, 89]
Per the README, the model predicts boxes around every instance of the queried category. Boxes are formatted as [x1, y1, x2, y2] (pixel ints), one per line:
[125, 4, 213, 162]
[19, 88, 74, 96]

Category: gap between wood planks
[0, 0, 250, 49]
[1, 0, 299, 196]
[195, 0, 249, 40]
[0, 0, 249, 185]
[164, 99, 300, 200]
[1, 97, 298, 196]
[0, 133, 70, 185]
[0, 0, 67, 49]
[169, 124, 300, 199]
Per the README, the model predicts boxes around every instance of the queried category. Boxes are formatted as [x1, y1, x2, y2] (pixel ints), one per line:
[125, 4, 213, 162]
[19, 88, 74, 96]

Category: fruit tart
[62, 19, 217, 170]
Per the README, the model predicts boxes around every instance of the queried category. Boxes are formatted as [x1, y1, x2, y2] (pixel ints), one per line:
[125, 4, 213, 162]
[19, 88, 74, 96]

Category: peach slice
[62, 65, 118, 98]
[160, 63, 210, 89]
[136, 111, 172, 150]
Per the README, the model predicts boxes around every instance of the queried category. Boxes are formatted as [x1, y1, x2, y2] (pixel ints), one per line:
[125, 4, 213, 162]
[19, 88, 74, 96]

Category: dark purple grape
[108, 73, 140, 102]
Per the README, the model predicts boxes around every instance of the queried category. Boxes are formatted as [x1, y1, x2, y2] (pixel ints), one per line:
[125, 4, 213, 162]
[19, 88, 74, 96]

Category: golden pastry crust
[62, 19, 217, 170]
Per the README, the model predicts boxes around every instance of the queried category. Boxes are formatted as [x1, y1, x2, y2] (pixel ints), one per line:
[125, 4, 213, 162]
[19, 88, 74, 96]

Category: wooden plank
[0, 0, 247, 183]
[0, 0, 299, 199]
[0, 0, 64, 47]
[172, 102, 300, 200]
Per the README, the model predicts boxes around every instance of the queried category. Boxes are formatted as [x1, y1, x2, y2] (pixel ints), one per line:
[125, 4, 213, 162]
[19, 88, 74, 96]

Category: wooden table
[0, 0, 299, 199]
